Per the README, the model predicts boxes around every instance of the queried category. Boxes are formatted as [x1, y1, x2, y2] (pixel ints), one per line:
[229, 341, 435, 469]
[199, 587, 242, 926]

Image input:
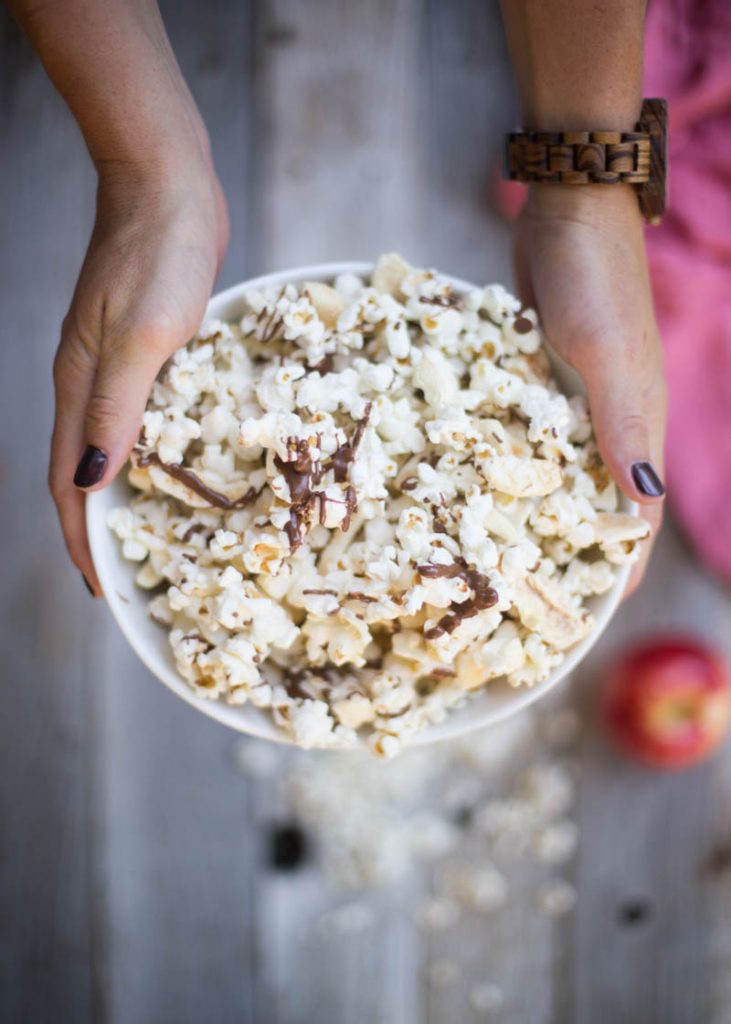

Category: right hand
[49, 155, 229, 594]
[513, 184, 666, 597]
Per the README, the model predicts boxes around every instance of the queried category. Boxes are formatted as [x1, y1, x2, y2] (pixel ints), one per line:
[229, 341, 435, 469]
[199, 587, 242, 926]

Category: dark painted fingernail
[74, 445, 108, 488]
[631, 461, 665, 497]
[81, 574, 95, 597]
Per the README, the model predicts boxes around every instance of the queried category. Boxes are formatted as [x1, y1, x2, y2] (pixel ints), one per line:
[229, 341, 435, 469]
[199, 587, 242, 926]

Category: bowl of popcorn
[88, 254, 649, 757]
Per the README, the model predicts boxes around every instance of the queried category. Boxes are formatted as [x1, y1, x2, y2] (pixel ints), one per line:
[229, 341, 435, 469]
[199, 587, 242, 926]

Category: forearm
[500, 0, 645, 131]
[6, 0, 207, 171]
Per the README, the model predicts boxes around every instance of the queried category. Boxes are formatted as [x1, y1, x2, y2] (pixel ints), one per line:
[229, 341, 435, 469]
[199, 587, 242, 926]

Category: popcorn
[481, 283, 521, 323]
[426, 961, 460, 988]
[479, 455, 563, 498]
[412, 347, 459, 406]
[332, 693, 376, 729]
[371, 251, 410, 296]
[288, 700, 340, 749]
[303, 281, 346, 328]
[440, 862, 509, 913]
[470, 982, 505, 1014]
[532, 820, 579, 865]
[536, 879, 577, 917]
[109, 255, 649, 753]
[415, 897, 461, 931]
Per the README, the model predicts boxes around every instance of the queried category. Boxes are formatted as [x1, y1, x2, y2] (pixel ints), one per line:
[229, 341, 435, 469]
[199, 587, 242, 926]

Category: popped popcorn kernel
[109, 255, 649, 752]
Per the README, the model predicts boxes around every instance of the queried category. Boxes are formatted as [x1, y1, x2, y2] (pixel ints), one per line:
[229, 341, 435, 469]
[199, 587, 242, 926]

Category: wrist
[87, 92, 213, 178]
[525, 180, 644, 225]
[522, 96, 642, 135]
[94, 130, 220, 228]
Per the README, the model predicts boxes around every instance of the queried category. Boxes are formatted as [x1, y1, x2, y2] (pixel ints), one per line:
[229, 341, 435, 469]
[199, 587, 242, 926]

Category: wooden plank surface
[2, 1, 731, 1023]
[0, 14, 99, 1023]
[254, 0, 424, 269]
[572, 518, 731, 1024]
[96, 4, 260, 1024]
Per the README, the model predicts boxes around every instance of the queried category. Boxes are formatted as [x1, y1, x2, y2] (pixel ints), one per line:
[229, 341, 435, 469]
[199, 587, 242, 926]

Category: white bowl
[88, 262, 634, 748]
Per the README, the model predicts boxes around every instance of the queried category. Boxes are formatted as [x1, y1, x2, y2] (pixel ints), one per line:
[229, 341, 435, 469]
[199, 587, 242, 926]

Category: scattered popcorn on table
[415, 896, 461, 931]
[234, 709, 582, 1009]
[536, 879, 578, 917]
[110, 254, 649, 752]
[439, 862, 509, 913]
[426, 959, 461, 988]
[470, 982, 505, 1014]
[542, 707, 583, 748]
[532, 820, 580, 865]
[314, 901, 376, 936]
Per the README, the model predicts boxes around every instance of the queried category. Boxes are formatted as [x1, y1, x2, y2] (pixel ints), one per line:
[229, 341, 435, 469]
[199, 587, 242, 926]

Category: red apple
[601, 637, 731, 769]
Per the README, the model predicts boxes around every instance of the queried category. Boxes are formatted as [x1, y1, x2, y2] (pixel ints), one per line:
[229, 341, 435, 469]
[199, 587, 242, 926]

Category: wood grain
[506, 124, 655, 194]
[571, 517, 731, 1024]
[0, 13, 99, 1023]
[97, 4, 261, 1023]
[0, 3, 728, 1024]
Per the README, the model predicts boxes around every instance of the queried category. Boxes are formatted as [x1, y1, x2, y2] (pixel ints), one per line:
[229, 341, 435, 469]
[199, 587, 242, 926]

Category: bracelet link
[504, 98, 667, 224]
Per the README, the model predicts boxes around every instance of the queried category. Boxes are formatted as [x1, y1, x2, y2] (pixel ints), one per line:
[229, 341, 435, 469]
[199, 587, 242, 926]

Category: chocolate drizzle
[512, 315, 533, 335]
[432, 514, 448, 535]
[137, 452, 259, 511]
[341, 485, 357, 532]
[274, 439, 324, 551]
[181, 632, 213, 653]
[417, 559, 499, 639]
[274, 439, 320, 504]
[329, 401, 372, 483]
[284, 507, 305, 549]
[274, 404, 372, 551]
[282, 666, 343, 701]
[421, 292, 461, 308]
[417, 561, 464, 579]
[260, 286, 286, 343]
[311, 354, 335, 374]
[281, 669, 315, 701]
[181, 523, 207, 543]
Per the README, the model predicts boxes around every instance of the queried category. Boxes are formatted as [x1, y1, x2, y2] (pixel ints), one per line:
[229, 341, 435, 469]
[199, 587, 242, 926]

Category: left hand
[513, 183, 667, 596]
[49, 155, 228, 594]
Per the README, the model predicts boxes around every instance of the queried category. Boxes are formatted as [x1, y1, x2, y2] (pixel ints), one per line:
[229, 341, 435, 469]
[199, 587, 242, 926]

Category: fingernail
[74, 445, 108, 488]
[631, 461, 665, 497]
[81, 574, 95, 597]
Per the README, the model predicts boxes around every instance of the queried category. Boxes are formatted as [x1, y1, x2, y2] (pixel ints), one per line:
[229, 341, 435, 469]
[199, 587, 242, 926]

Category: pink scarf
[644, 0, 731, 580]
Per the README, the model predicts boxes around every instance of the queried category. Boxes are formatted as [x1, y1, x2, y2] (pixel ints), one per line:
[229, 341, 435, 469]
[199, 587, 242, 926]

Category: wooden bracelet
[504, 98, 667, 223]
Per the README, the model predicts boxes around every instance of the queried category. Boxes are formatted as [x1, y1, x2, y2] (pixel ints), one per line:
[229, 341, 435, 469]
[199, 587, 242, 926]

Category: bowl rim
[87, 260, 633, 748]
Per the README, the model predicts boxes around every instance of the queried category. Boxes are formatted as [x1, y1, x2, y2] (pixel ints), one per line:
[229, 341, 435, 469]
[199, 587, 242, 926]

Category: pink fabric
[644, 0, 731, 580]
[491, 1, 731, 579]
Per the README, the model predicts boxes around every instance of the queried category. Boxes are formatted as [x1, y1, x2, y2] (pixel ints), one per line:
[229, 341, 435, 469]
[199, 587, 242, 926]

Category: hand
[49, 155, 229, 595]
[513, 184, 666, 596]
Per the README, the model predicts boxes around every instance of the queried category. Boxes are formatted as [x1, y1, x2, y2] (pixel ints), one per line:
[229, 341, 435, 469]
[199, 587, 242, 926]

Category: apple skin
[601, 637, 731, 770]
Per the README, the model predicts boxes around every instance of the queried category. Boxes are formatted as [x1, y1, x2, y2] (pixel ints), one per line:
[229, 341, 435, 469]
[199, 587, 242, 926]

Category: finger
[73, 320, 173, 493]
[213, 176, 230, 273]
[49, 330, 102, 594]
[574, 334, 667, 508]
[623, 501, 663, 600]
[578, 335, 666, 598]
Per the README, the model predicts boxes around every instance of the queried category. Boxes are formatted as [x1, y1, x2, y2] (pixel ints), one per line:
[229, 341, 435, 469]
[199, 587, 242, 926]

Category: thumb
[73, 325, 172, 491]
[575, 338, 667, 506]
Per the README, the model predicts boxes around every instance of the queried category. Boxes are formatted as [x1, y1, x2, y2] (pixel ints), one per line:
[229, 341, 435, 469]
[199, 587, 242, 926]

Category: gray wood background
[2, 2, 730, 1022]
